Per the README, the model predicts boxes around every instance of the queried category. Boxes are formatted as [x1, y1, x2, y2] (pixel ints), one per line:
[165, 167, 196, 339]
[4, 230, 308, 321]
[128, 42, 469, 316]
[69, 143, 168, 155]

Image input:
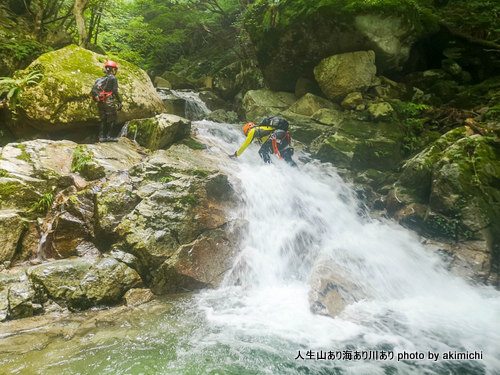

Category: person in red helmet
[92, 60, 122, 142]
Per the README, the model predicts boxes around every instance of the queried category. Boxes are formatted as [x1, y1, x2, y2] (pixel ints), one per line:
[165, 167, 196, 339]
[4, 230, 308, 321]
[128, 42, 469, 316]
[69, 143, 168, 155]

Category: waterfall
[156, 88, 211, 120]
[4, 118, 498, 375]
[190, 119, 500, 374]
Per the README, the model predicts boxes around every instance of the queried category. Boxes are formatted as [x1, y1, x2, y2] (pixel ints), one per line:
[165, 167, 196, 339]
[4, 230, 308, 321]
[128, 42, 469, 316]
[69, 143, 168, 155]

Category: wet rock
[71, 257, 142, 309]
[95, 174, 140, 238]
[28, 259, 93, 301]
[161, 71, 195, 90]
[116, 145, 239, 286]
[308, 256, 365, 318]
[125, 114, 191, 150]
[288, 93, 337, 116]
[213, 61, 266, 100]
[123, 288, 155, 306]
[151, 224, 243, 294]
[311, 108, 345, 127]
[341, 92, 364, 109]
[154, 76, 172, 89]
[0, 211, 26, 264]
[310, 119, 404, 170]
[7, 278, 38, 319]
[204, 109, 239, 124]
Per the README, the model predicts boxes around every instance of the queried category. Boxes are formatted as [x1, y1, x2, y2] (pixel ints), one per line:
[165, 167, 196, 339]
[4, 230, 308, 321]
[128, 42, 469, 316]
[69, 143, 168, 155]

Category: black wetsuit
[97, 73, 121, 139]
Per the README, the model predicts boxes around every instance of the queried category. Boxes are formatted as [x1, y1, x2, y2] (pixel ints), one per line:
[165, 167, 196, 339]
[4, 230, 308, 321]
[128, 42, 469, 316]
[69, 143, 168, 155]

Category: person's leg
[97, 103, 106, 142]
[104, 98, 117, 139]
[258, 142, 272, 163]
[281, 148, 297, 167]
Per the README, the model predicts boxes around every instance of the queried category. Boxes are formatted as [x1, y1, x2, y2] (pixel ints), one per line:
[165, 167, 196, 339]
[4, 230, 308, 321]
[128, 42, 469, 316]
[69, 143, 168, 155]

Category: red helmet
[243, 122, 255, 135]
[104, 60, 118, 69]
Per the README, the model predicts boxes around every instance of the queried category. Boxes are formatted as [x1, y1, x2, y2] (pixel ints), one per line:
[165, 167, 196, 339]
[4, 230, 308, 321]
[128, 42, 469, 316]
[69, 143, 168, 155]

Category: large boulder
[5, 45, 165, 135]
[244, 2, 437, 91]
[314, 51, 378, 101]
[388, 127, 500, 284]
[287, 93, 337, 116]
[114, 144, 241, 287]
[310, 119, 405, 170]
[124, 114, 191, 150]
[28, 257, 142, 310]
[240, 89, 296, 121]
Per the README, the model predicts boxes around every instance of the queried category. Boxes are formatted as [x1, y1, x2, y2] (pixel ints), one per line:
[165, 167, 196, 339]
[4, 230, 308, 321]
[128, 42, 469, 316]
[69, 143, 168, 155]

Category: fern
[71, 145, 94, 173]
[0, 69, 44, 111]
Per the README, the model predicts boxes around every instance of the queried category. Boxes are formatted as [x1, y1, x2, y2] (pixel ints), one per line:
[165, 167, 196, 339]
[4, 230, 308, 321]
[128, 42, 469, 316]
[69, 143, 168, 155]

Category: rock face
[314, 51, 378, 101]
[240, 89, 296, 120]
[0, 131, 242, 321]
[5, 45, 165, 135]
[245, 2, 437, 91]
[386, 127, 499, 283]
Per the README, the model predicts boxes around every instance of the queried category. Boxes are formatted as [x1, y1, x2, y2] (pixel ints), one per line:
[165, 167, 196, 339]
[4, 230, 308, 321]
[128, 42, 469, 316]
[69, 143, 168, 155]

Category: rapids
[0, 118, 498, 375]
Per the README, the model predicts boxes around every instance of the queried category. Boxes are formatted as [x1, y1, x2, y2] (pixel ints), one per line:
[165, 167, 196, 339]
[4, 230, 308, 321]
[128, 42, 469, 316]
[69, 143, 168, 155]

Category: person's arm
[110, 75, 122, 107]
[235, 127, 256, 156]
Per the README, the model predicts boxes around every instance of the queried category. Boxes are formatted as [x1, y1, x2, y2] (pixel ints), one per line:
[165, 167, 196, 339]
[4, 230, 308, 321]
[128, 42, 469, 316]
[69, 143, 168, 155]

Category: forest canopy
[1, 0, 499, 77]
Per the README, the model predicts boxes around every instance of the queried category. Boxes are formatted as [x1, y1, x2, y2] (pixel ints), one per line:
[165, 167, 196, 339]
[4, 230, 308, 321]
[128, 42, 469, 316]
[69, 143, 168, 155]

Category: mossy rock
[6, 45, 165, 135]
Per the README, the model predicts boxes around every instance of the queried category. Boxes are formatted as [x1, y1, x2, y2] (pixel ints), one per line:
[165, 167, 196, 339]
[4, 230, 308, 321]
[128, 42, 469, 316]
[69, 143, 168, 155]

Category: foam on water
[193, 119, 500, 374]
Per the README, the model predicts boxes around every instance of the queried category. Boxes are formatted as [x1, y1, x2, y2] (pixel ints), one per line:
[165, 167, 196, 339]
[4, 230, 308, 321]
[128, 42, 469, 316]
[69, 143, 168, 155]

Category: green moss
[181, 137, 205, 150]
[15, 144, 31, 162]
[0, 169, 11, 178]
[0, 180, 19, 199]
[180, 193, 199, 206]
[191, 169, 210, 178]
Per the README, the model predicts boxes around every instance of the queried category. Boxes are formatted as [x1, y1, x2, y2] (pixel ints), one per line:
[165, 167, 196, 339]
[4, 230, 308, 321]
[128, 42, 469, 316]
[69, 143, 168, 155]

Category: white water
[190, 119, 500, 374]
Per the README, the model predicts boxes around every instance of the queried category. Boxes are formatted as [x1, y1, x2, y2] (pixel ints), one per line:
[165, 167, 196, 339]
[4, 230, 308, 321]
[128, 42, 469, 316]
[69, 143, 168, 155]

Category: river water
[1, 119, 499, 375]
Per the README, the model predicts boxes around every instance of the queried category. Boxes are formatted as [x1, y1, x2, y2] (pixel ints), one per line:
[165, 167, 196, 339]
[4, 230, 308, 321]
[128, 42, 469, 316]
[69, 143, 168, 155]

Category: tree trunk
[73, 0, 90, 48]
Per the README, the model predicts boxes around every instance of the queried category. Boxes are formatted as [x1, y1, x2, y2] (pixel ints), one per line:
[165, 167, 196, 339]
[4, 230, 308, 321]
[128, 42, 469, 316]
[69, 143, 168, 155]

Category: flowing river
[1, 119, 499, 375]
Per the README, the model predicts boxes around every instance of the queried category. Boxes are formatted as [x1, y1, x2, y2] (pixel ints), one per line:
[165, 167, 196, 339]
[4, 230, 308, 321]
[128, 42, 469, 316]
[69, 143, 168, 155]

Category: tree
[73, 0, 90, 47]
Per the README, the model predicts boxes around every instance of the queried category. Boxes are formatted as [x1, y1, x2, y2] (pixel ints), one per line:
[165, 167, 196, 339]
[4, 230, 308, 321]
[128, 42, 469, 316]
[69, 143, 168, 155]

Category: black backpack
[260, 116, 289, 132]
[90, 76, 109, 102]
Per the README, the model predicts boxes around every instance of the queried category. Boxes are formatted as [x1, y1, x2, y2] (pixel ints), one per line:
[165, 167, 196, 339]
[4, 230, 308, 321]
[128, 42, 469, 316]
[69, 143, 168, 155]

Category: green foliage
[29, 191, 55, 214]
[246, 0, 436, 33]
[0, 169, 11, 178]
[0, 39, 53, 63]
[391, 101, 430, 155]
[94, 0, 247, 75]
[71, 145, 94, 173]
[437, 0, 500, 44]
[0, 69, 44, 111]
